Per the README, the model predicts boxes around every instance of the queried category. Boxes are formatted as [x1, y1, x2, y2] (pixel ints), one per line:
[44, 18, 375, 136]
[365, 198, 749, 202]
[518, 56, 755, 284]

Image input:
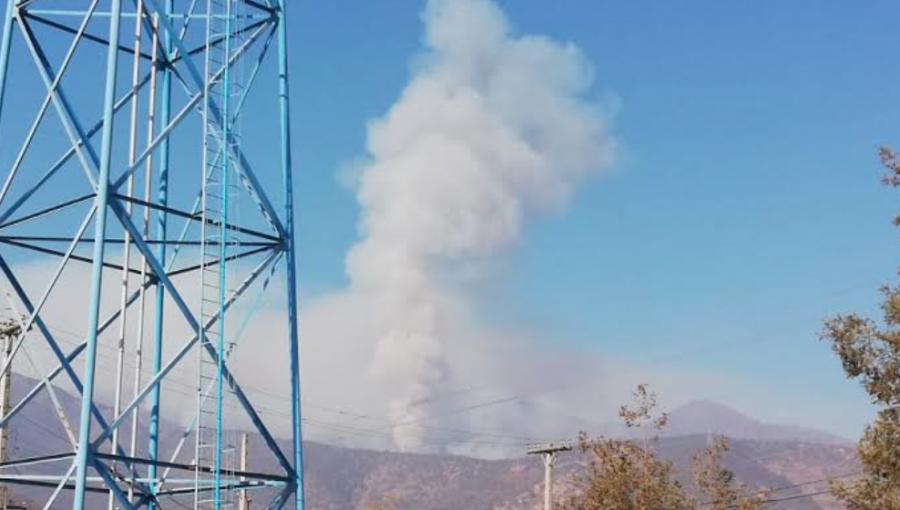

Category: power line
[27, 318, 867, 461]
[1, 325, 871, 505]
[696, 472, 863, 509]
[341, 329, 836, 436]
[21, 327, 537, 451]
[41, 322, 547, 446]
[7, 239, 884, 455]
[755, 471, 862, 495]
[758, 487, 834, 505]
[345, 277, 891, 433]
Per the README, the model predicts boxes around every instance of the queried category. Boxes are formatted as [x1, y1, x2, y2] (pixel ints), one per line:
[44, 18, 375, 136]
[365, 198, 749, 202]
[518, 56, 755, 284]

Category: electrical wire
[696, 472, 864, 509]
[14, 327, 536, 452]
[0, 318, 870, 507]
[8, 299, 874, 463]
[27, 317, 871, 456]
[40, 322, 546, 447]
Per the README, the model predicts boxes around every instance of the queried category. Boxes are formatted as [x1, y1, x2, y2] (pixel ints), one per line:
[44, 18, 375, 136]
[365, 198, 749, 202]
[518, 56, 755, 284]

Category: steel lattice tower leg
[275, 2, 306, 509]
[0, 1, 306, 509]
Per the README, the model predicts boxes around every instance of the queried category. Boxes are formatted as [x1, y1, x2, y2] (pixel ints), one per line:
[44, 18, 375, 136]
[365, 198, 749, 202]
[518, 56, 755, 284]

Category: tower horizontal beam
[22, 13, 155, 60]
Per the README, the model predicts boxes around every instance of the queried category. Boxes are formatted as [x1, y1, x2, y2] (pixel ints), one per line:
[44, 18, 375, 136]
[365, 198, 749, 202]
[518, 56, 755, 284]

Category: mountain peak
[663, 400, 850, 445]
[669, 400, 759, 427]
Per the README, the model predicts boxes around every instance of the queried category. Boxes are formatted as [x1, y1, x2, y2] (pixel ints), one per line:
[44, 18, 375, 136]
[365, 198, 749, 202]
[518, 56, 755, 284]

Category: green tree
[820, 147, 900, 509]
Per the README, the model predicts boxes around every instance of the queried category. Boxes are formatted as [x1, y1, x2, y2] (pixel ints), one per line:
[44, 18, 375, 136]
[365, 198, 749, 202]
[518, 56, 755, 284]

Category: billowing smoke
[345, 0, 614, 450]
[2, 0, 858, 459]
[0, 0, 617, 455]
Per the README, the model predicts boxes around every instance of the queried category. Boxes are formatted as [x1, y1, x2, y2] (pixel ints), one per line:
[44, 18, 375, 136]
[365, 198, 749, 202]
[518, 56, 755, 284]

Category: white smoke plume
[0, 0, 860, 460]
[0, 0, 618, 456]
[344, 0, 614, 450]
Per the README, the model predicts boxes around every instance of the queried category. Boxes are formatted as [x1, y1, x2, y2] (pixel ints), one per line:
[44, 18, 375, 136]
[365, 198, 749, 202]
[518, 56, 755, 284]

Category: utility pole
[239, 433, 250, 510]
[0, 320, 21, 510]
[526, 441, 572, 510]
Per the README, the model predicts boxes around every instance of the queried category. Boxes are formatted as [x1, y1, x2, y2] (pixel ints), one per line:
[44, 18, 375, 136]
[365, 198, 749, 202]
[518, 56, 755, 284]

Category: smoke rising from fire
[344, 0, 614, 450]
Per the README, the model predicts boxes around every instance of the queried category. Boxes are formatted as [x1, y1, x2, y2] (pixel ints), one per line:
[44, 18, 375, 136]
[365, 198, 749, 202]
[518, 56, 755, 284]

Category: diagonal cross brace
[93, 458, 141, 510]
[0, 254, 145, 481]
[88, 234, 293, 476]
[0, 277, 151, 431]
[0, 70, 152, 225]
[109, 15, 272, 194]
[16, 18, 99, 189]
[0, 205, 96, 384]
[0, 0, 102, 211]
[141, 0, 287, 241]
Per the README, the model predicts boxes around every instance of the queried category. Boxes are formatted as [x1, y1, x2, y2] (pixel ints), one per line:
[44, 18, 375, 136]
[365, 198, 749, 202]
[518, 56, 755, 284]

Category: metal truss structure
[0, 0, 304, 509]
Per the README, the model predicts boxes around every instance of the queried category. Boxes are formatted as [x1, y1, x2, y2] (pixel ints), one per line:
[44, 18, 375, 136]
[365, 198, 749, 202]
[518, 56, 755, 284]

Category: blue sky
[286, 0, 900, 437]
[0, 0, 895, 440]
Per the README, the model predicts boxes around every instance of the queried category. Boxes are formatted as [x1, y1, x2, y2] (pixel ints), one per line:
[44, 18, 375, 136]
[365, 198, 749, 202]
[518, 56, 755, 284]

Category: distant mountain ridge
[298, 436, 857, 510]
[588, 399, 852, 447]
[0, 375, 858, 509]
[660, 400, 852, 445]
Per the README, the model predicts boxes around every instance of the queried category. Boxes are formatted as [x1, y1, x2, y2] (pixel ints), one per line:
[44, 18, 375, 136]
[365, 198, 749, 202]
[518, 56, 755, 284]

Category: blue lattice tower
[196, 0, 243, 508]
[0, 1, 306, 509]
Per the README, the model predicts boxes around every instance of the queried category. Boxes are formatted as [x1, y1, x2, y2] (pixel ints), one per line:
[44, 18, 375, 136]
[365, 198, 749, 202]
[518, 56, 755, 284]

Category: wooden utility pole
[526, 442, 572, 510]
[239, 433, 249, 510]
[0, 320, 21, 510]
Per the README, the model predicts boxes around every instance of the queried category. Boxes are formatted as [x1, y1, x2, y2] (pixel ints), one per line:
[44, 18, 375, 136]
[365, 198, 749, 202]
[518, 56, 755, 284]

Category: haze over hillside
[1, 375, 858, 509]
